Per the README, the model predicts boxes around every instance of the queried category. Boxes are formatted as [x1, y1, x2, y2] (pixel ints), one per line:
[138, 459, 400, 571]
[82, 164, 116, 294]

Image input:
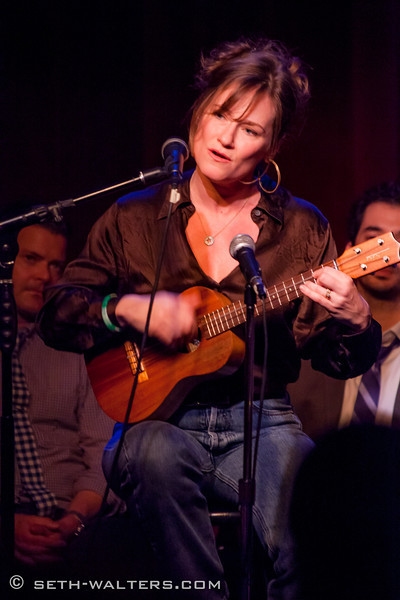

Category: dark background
[1, 0, 399, 259]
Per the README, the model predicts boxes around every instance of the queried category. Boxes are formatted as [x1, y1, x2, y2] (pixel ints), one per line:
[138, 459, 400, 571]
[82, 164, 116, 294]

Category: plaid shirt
[1, 327, 118, 512]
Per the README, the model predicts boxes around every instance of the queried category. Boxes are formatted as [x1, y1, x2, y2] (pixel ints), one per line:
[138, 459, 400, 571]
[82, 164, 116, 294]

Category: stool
[209, 509, 268, 600]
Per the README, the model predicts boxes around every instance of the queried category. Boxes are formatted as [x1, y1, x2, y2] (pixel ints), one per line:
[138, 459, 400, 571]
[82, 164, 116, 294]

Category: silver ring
[325, 289, 332, 300]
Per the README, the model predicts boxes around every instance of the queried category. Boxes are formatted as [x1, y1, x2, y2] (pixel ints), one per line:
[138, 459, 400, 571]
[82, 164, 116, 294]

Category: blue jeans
[102, 397, 314, 599]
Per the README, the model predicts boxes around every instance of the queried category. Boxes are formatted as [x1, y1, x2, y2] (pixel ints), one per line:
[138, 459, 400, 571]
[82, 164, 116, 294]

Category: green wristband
[101, 294, 121, 332]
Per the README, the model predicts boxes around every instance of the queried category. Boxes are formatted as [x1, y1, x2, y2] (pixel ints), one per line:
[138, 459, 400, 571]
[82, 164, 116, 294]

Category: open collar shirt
[38, 173, 381, 406]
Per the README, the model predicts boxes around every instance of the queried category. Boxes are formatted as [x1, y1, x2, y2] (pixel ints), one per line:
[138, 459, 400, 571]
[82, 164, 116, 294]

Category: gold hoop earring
[239, 164, 269, 186]
[259, 160, 281, 194]
[240, 160, 281, 194]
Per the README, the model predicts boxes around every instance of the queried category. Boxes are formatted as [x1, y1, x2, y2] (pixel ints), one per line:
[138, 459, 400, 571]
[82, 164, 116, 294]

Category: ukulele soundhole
[186, 338, 200, 353]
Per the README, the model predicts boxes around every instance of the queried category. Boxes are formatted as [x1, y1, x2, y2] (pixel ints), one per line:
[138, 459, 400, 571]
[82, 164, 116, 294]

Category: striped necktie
[352, 335, 400, 425]
[12, 330, 58, 516]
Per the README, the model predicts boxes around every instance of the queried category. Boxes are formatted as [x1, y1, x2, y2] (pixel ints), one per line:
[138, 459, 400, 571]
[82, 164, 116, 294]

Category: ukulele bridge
[124, 341, 149, 382]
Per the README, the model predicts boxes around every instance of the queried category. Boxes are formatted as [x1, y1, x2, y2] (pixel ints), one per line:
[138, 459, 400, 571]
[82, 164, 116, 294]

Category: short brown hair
[347, 181, 400, 244]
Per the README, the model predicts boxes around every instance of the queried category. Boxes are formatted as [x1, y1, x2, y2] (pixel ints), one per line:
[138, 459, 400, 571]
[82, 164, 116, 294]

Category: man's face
[355, 202, 400, 299]
[13, 225, 67, 325]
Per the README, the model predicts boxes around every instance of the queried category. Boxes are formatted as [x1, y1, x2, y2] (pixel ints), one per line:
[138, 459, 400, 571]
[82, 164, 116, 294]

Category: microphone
[161, 138, 190, 186]
[229, 233, 266, 299]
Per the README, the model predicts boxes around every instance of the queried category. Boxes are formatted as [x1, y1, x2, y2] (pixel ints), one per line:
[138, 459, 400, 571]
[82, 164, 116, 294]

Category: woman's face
[192, 86, 276, 189]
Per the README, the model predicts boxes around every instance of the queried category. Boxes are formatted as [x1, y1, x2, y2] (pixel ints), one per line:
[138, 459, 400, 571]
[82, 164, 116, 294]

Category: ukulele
[86, 231, 400, 423]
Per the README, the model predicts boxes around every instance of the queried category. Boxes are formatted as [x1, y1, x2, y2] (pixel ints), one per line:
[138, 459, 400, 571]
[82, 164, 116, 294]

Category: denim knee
[104, 420, 208, 498]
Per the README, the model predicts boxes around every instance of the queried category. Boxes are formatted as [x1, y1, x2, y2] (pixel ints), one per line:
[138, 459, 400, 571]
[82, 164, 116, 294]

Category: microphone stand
[239, 283, 257, 600]
[0, 234, 18, 571]
[0, 164, 168, 569]
[0, 167, 168, 231]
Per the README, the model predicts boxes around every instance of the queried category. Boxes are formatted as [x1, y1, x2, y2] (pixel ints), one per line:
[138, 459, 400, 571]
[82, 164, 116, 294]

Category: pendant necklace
[196, 197, 250, 246]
